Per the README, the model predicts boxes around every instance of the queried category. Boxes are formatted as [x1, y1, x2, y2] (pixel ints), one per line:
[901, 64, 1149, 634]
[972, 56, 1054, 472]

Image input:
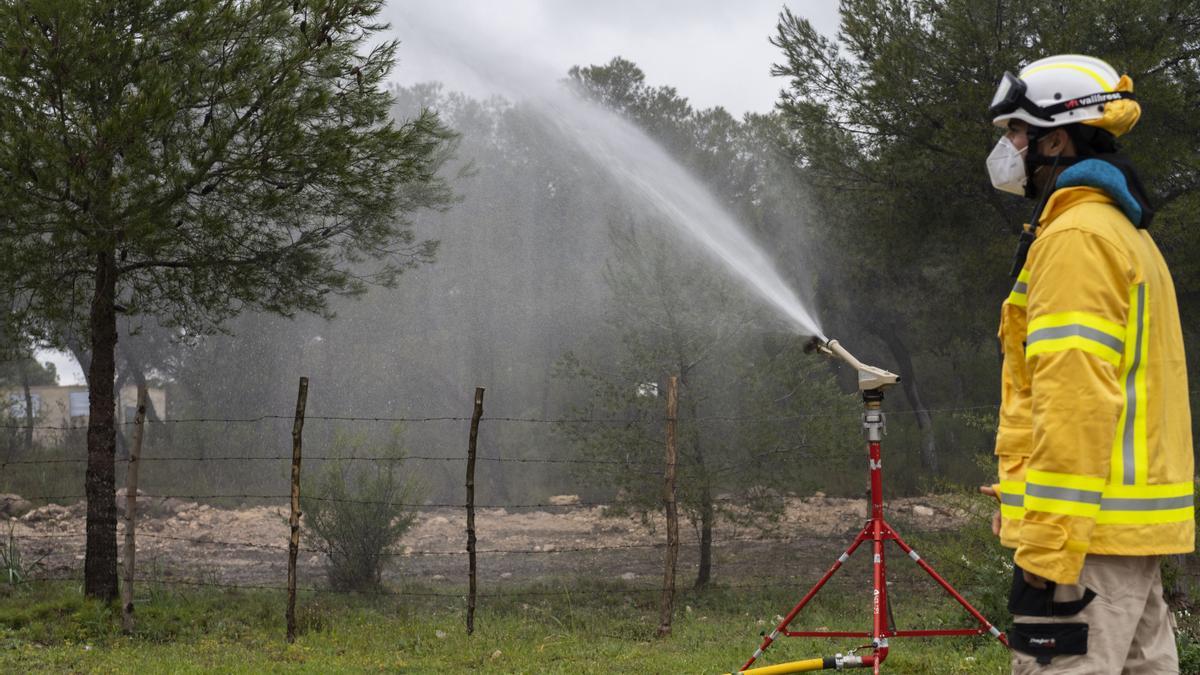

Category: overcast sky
[383, 0, 842, 116]
[40, 1, 843, 385]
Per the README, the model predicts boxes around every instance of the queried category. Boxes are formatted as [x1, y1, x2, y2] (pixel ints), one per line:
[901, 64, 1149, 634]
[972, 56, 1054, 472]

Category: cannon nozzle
[805, 336, 899, 393]
[802, 336, 831, 355]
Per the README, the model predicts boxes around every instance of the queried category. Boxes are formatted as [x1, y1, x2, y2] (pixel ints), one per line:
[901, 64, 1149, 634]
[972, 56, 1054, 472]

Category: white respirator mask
[986, 136, 1028, 196]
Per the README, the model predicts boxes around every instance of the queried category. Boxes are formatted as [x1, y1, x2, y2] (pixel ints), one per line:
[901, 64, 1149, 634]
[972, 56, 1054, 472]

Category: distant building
[4, 384, 166, 444]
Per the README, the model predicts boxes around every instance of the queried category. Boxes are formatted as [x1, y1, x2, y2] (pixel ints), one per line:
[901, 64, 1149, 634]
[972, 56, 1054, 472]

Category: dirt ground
[10, 493, 970, 590]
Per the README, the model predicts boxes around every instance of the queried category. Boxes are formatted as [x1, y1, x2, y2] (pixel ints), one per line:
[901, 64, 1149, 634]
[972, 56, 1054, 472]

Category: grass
[0, 579, 1012, 673]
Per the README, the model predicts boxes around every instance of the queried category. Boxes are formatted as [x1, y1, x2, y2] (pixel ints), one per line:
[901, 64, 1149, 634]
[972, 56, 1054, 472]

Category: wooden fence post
[286, 377, 308, 644]
[120, 385, 147, 634]
[466, 387, 484, 636]
[657, 375, 680, 638]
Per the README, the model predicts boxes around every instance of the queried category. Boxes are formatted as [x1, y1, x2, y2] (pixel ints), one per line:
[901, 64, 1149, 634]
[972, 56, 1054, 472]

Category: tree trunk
[121, 356, 160, 456]
[678, 374, 715, 591]
[84, 249, 119, 602]
[119, 343, 161, 423]
[695, 491, 714, 589]
[874, 326, 939, 473]
[657, 376, 679, 638]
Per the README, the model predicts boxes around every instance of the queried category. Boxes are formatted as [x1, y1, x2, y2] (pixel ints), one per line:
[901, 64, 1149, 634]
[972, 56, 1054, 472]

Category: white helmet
[989, 54, 1140, 136]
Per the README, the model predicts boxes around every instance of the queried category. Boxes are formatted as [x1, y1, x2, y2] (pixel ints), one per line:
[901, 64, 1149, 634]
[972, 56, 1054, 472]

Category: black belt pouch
[1010, 622, 1089, 665]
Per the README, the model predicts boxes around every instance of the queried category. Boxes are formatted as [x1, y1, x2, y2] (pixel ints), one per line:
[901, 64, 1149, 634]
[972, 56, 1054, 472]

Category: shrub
[913, 469, 1013, 627]
[1178, 623, 1200, 675]
[301, 431, 422, 592]
[2, 521, 47, 588]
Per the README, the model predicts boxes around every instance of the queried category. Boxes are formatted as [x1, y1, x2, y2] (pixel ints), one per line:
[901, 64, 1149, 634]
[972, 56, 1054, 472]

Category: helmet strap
[1022, 126, 1051, 200]
[1039, 90, 1136, 118]
[1009, 150, 1064, 277]
[1021, 126, 1083, 198]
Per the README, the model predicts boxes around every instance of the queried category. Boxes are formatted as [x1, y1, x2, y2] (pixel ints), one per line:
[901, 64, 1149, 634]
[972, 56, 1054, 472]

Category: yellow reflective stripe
[1021, 63, 1114, 92]
[1000, 504, 1026, 520]
[1112, 284, 1149, 485]
[1024, 469, 1104, 518]
[1026, 469, 1105, 492]
[1099, 482, 1193, 525]
[1025, 495, 1100, 517]
[999, 480, 1025, 496]
[1102, 482, 1193, 499]
[999, 480, 1194, 524]
[1000, 492, 1025, 506]
[1006, 481, 1193, 500]
[999, 479, 1026, 519]
[1026, 311, 1126, 366]
[1133, 286, 1150, 484]
[1026, 335, 1121, 365]
[1028, 311, 1126, 339]
[1007, 269, 1030, 306]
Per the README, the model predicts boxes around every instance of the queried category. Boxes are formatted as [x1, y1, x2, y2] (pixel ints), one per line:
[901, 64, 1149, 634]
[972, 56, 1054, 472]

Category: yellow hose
[729, 657, 828, 674]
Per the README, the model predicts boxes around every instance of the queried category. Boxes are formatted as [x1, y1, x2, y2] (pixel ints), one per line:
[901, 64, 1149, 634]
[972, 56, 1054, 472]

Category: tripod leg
[871, 522, 889, 674]
[889, 530, 1008, 647]
[737, 525, 871, 672]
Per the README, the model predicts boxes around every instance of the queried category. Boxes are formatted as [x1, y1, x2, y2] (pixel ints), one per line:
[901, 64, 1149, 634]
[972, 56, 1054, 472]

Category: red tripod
[735, 385, 1009, 674]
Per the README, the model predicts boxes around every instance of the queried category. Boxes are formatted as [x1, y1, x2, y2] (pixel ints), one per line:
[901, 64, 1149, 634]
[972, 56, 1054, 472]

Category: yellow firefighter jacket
[995, 165, 1195, 585]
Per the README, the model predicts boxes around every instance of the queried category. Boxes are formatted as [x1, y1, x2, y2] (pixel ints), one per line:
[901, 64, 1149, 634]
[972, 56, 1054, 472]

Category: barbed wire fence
[3, 381, 1196, 642]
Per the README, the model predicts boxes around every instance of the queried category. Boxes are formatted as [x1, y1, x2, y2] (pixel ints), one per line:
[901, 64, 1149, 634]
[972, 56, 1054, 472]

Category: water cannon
[803, 336, 899, 393]
[735, 337, 1007, 674]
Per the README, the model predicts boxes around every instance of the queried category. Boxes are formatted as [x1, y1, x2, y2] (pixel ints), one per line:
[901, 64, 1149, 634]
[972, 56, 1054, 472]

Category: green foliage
[0, 441, 85, 500]
[1178, 626, 1200, 675]
[0, 0, 457, 596]
[771, 0, 1200, 471]
[1, 522, 47, 588]
[0, 580, 1012, 672]
[0, 356, 56, 390]
[907, 492, 1013, 626]
[300, 430, 422, 593]
[0, 341, 57, 456]
[0, 0, 456, 339]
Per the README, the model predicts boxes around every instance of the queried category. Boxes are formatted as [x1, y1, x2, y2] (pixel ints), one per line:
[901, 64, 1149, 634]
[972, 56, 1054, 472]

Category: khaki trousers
[1012, 555, 1178, 674]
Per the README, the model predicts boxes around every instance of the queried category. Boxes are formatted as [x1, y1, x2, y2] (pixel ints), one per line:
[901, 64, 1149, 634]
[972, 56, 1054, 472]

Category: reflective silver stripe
[1026, 483, 1102, 504]
[908, 550, 920, 561]
[1012, 281, 1028, 294]
[1000, 493, 1024, 507]
[1102, 494, 1194, 511]
[1122, 284, 1146, 485]
[1026, 324, 1123, 352]
[989, 626, 1002, 638]
[838, 553, 850, 563]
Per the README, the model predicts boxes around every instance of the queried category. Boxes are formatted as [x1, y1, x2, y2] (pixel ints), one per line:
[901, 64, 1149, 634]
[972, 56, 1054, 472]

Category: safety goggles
[988, 71, 1135, 122]
[988, 72, 1048, 121]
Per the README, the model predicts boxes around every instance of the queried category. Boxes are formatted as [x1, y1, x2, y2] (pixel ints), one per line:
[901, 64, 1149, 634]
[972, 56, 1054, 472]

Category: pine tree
[0, 0, 454, 601]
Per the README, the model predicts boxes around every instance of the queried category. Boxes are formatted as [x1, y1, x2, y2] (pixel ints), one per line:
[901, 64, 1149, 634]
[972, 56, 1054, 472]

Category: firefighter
[982, 54, 1194, 673]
